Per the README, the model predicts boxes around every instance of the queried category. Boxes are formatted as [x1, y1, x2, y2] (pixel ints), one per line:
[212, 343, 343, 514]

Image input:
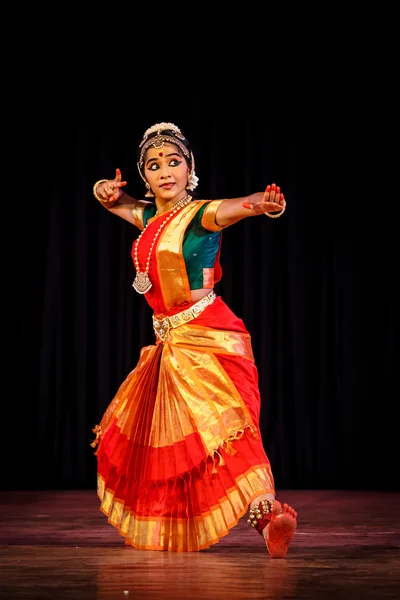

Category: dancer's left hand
[242, 184, 286, 215]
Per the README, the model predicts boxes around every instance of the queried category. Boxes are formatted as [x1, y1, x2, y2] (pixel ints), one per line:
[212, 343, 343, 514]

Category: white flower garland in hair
[142, 122, 182, 138]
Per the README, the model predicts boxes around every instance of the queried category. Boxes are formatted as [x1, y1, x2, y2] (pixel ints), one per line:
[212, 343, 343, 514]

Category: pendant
[132, 271, 152, 294]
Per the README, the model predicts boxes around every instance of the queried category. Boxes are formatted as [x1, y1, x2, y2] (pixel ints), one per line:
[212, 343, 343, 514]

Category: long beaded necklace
[132, 195, 192, 294]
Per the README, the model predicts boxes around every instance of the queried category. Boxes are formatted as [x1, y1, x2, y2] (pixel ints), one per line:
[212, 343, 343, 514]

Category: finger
[106, 190, 118, 202]
[269, 183, 276, 202]
[100, 185, 110, 199]
[115, 168, 122, 182]
[242, 201, 252, 209]
[262, 184, 271, 202]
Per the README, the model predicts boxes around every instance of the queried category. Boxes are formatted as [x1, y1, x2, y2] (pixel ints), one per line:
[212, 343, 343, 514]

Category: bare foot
[262, 500, 297, 558]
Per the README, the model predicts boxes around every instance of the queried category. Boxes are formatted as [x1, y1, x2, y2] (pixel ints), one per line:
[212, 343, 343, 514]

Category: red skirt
[93, 297, 275, 551]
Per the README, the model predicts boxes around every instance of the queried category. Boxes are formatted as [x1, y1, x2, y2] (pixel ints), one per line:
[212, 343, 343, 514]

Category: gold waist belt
[153, 290, 217, 342]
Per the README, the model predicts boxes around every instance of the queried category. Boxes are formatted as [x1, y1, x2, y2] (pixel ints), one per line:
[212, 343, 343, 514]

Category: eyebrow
[145, 152, 182, 166]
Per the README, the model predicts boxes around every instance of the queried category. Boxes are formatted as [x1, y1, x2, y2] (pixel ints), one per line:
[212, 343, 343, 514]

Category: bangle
[93, 179, 118, 205]
[264, 205, 286, 219]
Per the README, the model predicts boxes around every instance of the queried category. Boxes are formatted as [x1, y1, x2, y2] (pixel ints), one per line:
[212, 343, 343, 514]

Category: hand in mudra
[243, 184, 286, 217]
[96, 168, 128, 203]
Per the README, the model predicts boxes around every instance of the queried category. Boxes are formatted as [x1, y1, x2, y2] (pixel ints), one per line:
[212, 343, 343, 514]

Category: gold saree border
[168, 324, 254, 359]
[97, 463, 275, 551]
[156, 201, 208, 309]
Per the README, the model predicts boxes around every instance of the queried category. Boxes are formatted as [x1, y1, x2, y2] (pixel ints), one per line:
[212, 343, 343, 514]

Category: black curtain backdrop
[4, 72, 398, 493]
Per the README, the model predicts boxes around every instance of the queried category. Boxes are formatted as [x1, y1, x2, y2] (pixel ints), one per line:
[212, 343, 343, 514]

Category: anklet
[247, 499, 275, 535]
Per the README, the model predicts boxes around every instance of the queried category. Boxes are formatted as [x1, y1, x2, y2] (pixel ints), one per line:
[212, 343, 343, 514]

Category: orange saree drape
[93, 298, 275, 551]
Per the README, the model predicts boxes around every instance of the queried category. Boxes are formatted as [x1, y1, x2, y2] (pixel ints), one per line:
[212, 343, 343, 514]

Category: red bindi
[159, 152, 163, 156]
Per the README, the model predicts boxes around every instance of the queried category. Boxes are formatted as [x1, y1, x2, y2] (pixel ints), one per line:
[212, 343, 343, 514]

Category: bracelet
[264, 205, 286, 219]
[93, 179, 118, 205]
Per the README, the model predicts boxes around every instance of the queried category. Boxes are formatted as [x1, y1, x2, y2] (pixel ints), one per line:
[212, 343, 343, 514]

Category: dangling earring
[145, 182, 155, 197]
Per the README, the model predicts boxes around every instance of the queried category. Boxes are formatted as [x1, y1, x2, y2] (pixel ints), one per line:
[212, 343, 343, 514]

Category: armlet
[201, 200, 227, 231]
[131, 201, 152, 230]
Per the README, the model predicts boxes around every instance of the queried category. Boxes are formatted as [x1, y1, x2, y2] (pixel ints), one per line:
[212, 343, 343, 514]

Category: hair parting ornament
[137, 122, 199, 195]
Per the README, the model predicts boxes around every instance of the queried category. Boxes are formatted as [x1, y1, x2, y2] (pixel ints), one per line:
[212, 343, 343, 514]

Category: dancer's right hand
[96, 168, 128, 203]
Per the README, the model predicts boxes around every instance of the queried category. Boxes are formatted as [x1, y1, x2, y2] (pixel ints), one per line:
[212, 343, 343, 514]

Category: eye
[147, 158, 183, 172]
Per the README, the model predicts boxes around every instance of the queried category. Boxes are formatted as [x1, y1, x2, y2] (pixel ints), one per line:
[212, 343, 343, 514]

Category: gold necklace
[132, 195, 192, 294]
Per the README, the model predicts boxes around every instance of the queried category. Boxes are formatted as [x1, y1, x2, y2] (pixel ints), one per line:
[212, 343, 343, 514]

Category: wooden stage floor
[0, 489, 399, 599]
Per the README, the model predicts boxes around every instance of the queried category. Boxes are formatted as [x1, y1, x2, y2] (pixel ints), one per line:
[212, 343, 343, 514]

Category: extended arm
[215, 184, 286, 227]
